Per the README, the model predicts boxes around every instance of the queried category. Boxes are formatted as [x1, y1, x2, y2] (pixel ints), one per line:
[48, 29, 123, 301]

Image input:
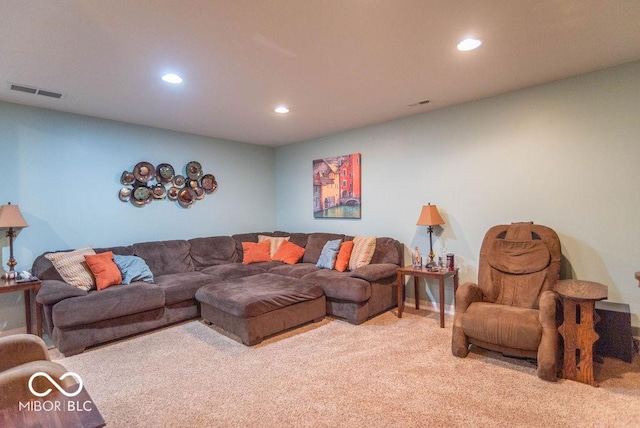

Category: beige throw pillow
[258, 235, 290, 258]
[348, 236, 377, 271]
[45, 246, 96, 291]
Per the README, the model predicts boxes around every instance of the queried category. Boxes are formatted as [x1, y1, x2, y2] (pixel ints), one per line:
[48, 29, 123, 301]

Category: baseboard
[405, 298, 454, 315]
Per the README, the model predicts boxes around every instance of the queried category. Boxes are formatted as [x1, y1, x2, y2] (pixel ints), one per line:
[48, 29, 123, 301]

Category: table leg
[439, 277, 445, 328]
[36, 300, 43, 337]
[396, 271, 404, 318]
[413, 276, 420, 310]
[559, 298, 600, 386]
[453, 271, 459, 304]
[24, 290, 32, 335]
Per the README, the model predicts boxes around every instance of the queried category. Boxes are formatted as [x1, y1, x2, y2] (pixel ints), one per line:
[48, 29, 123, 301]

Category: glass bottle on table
[413, 246, 422, 269]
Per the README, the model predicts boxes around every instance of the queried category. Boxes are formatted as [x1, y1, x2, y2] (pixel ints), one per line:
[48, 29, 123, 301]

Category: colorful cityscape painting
[313, 153, 361, 218]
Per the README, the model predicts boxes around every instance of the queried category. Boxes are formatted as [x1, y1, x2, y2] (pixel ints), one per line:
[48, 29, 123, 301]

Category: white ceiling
[1, 1, 639, 147]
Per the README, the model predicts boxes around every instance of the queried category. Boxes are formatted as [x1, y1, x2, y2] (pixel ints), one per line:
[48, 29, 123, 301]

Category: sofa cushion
[113, 255, 155, 285]
[272, 240, 305, 265]
[269, 263, 319, 278]
[348, 236, 377, 271]
[302, 233, 345, 264]
[335, 241, 354, 272]
[369, 237, 403, 265]
[51, 283, 165, 328]
[154, 272, 215, 305]
[242, 241, 272, 264]
[195, 273, 324, 319]
[133, 240, 194, 276]
[189, 236, 239, 269]
[258, 234, 290, 258]
[200, 263, 266, 282]
[84, 252, 122, 291]
[316, 239, 342, 269]
[44, 247, 96, 291]
[302, 270, 371, 303]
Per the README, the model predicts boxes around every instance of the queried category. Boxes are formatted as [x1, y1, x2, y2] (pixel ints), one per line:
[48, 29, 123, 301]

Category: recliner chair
[0, 334, 76, 409]
[451, 222, 561, 381]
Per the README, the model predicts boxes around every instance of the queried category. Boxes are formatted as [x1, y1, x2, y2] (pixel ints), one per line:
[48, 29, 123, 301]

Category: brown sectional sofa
[33, 231, 403, 356]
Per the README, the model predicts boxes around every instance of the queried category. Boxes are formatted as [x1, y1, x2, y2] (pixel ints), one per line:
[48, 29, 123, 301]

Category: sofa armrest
[349, 263, 398, 282]
[454, 282, 483, 314]
[36, 280, 87, 306]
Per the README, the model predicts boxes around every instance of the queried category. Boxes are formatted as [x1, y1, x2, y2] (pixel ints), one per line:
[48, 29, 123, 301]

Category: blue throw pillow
[316, 239, 342, 269]
[112, 255, 155, 285]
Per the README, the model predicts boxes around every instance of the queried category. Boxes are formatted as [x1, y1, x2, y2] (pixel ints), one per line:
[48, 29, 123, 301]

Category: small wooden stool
[556, 279, 608, 387]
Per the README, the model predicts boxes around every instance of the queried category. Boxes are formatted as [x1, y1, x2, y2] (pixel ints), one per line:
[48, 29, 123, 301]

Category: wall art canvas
[313, 153, 361, 218]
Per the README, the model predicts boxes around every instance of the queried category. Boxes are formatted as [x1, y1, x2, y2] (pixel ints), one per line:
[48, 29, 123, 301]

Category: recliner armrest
[454, 282, 483, 313]
[36, 280, 87, 306]
[349, 263, 398, 282]
[0, 334, 50, 372]
[538, 289, 559, 329]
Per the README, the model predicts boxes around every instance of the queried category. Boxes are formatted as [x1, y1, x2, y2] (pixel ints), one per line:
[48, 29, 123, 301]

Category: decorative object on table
[0, 202, 29, 279]
[412, 246, 421, 269]
[118, 161, 218, 208]
[313, 153, 361, 218]
[416, 203, 444, 268]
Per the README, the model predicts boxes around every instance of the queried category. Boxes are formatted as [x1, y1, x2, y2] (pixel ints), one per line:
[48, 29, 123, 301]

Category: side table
[556, 279, 608, 387]
[0, 278, 42, 337]
[396, 266, 459, 328]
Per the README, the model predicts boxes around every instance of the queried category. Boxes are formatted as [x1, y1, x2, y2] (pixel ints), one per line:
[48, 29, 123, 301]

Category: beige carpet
[52, 309, 640, 427]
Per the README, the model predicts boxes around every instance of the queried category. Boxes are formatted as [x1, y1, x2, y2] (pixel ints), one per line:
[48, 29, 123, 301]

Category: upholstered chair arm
[36, 280, 87, 305]
[536, 290, 560, 381]
[0, 360, 75, 409]
[454, 282, 483, 314]
[0, 334, 50, 372]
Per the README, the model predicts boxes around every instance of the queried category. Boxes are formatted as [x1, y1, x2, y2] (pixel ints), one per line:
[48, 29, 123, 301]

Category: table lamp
[416, 203, 444, 268]
[0, 202, 29, 279]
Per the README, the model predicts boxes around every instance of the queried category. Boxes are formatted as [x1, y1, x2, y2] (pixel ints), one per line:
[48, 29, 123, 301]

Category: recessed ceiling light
[457, 38, 482, 51]
[274, 106, 290, 114]
[161, 73, 183, 84]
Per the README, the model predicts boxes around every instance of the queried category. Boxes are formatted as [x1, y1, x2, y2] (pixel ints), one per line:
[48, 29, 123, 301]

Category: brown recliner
[451, 222, 561, 381]
[0, 334, 76, 409]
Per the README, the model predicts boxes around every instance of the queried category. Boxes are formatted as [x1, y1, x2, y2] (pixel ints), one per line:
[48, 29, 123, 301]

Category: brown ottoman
[195, 273, 325, 345]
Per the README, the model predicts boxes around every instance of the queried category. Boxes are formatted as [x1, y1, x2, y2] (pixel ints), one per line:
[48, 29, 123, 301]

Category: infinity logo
[28, 372, 83, 398]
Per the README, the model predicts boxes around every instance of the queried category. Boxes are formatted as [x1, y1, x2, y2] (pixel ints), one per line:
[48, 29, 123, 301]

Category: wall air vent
[8, 82, 63, 99]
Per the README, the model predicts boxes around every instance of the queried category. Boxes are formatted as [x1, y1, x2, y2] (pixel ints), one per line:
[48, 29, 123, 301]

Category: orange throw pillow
[84, 251, 123, 291]
[272, 240, 305, 265]
[242, 240, 272, 264]
[335, 241, 355, 272]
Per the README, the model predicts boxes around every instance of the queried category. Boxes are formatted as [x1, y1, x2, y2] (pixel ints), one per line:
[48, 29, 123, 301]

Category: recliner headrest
[487, 223, 551, 274]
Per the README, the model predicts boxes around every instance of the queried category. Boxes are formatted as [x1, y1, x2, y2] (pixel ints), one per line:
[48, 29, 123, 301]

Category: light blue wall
[0, 102, 276, 333]
[275, 61, 640, 327]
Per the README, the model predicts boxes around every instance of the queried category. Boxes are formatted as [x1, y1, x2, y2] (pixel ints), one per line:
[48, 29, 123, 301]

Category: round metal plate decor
[119, 187, 132, 202]
[177, 188, 195, 208]
[133, 161, 156, 183]
[120, 171, 135, 185]
[167, 186, 180, 200]
[152, 184, 167, 199]
[156, 163, 175, 183]
[193, 186, 205, 200]
[173, 175, 186, 188]
[186, 161, 203, 180]
[201, 174, 218, 193]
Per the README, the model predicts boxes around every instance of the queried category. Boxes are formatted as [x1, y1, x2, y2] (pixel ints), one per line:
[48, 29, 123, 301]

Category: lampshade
[0, 203, 29, 229]
[416, 203, 444, 226]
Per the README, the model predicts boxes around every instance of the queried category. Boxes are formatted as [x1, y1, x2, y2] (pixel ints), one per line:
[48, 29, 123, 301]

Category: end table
[556, 279, 608, 387]
[1, 278, 42, 337]
[396, 266, 459, 328]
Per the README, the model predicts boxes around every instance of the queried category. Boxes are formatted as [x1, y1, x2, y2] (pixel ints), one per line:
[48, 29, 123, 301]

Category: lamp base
[2, 270, 19, 280]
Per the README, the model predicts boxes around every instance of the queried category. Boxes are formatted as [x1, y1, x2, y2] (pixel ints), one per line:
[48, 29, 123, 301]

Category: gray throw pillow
[316, 239, 342, 269]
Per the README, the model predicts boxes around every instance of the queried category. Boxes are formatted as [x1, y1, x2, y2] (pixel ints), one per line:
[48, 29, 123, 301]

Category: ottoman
[195, 273, 326, 345]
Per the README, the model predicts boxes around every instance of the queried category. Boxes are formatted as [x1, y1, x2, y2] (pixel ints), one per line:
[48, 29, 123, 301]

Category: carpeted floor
[51, 309, 640, 427]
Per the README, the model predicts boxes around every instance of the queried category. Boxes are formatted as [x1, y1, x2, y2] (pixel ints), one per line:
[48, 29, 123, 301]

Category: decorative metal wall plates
[119, 161, 218, 208]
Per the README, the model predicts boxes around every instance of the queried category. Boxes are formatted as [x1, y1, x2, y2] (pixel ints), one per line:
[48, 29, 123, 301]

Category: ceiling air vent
[9, 83, 63, 99]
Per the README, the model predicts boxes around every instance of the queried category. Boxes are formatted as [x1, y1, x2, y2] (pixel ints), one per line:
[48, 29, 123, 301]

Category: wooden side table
[396, 266, 459, 328]
[0, 278, 42, 337]
[556, 279, 608, 387]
